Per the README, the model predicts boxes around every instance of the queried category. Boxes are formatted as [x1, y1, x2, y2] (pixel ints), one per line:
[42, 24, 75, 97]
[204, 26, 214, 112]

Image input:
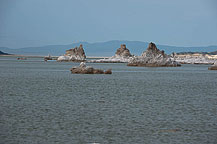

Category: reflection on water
[0, 56, 217, 144]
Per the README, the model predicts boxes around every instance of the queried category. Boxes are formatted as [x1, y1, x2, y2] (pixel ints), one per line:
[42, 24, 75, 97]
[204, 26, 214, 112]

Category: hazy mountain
[0, 40, 217, 56]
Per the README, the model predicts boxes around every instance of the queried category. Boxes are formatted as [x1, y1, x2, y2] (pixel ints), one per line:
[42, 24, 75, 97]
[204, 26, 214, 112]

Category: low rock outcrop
[173, 53, 216, 64]
[57, 44, 86, 62]
[70, 62, 112, 74]
[44, 55, 57, 61]
[89, 44, 132, 63]
[127, 42, 181, 67]
[17, 57, 27, 60]
[208, 61, 217, 70]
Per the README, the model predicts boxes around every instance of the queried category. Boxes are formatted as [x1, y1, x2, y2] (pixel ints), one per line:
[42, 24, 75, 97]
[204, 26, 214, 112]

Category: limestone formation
[115, 44, 132, 58]
[57, 44, 86, 62]
[70, 62, 112, 74]
[208, 61, 217, 70]
[89, 44, 132, 63]
[127, 42, 181, 67]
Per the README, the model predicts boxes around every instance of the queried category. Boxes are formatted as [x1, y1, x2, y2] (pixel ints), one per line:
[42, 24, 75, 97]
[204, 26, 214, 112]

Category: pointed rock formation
[57, 44, 86, 62]
[127, 42, 181, 67]
[89, 44, 133, 63]
[115, 44, 132, 58]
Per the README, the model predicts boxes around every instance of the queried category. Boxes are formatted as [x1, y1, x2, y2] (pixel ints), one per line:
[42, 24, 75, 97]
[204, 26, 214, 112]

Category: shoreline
[1, 54, 216, 65]
[0, 55, 109, 59]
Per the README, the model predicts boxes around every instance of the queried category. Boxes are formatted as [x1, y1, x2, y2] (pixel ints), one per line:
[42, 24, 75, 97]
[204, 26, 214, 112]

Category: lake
[0, 56, 217, 144]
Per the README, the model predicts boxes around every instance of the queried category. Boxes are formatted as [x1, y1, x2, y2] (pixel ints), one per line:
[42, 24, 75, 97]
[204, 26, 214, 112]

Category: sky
[0, 0, 217, 48]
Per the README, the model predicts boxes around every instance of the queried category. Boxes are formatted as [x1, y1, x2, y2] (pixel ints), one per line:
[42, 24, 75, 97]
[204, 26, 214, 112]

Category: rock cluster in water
[208, 61, 217, 70]
[89, 44, 133, 63]
[70, 62, 112, 74]
[127, 42, 181, 67]
[57, 44, 86, 62]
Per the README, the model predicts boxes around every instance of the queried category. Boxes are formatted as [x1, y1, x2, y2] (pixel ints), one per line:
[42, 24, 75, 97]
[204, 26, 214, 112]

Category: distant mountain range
[0, 40, 217, 56]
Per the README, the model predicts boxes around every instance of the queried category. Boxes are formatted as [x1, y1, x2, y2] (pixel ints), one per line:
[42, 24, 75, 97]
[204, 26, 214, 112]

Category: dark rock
[44, 55, 57, 61]
[70, 62, 112, 74]
[208, 67, 217, 70]
[93, 69, 104, 74]
[17, 57, 27, 60]
[104, 69, 112, 74]
[208, 61, 217, 70]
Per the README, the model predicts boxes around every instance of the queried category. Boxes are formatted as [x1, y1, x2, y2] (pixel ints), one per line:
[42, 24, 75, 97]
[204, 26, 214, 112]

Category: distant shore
[0, 54, 109, 59]
[0, 55, 46, 58]
[1, 54, 216, 65]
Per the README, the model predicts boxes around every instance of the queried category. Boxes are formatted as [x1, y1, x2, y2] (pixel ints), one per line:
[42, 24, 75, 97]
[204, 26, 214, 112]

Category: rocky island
[127, 42, 181, 67]
[57, 44, 86, 62]
[89, 44, 133, 63]
[70, 62, 112, 74]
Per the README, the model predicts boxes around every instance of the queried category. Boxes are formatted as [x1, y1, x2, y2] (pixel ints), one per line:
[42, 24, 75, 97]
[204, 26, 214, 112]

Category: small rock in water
[160, 129, 181, 133]
[70, 62, 112, 74]
[104, 69, 112, 74]
[208, 61, 217, 70]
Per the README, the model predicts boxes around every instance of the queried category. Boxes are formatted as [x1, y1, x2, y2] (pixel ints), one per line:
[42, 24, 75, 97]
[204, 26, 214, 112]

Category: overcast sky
[0, 0, 217, 48]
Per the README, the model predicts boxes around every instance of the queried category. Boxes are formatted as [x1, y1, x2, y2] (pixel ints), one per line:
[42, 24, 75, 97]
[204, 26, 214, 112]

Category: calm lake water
[0, 56, 217, 144]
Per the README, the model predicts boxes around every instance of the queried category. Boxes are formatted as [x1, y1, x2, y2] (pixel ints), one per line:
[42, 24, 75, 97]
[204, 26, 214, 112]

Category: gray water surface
[0, 57, 217, 144]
